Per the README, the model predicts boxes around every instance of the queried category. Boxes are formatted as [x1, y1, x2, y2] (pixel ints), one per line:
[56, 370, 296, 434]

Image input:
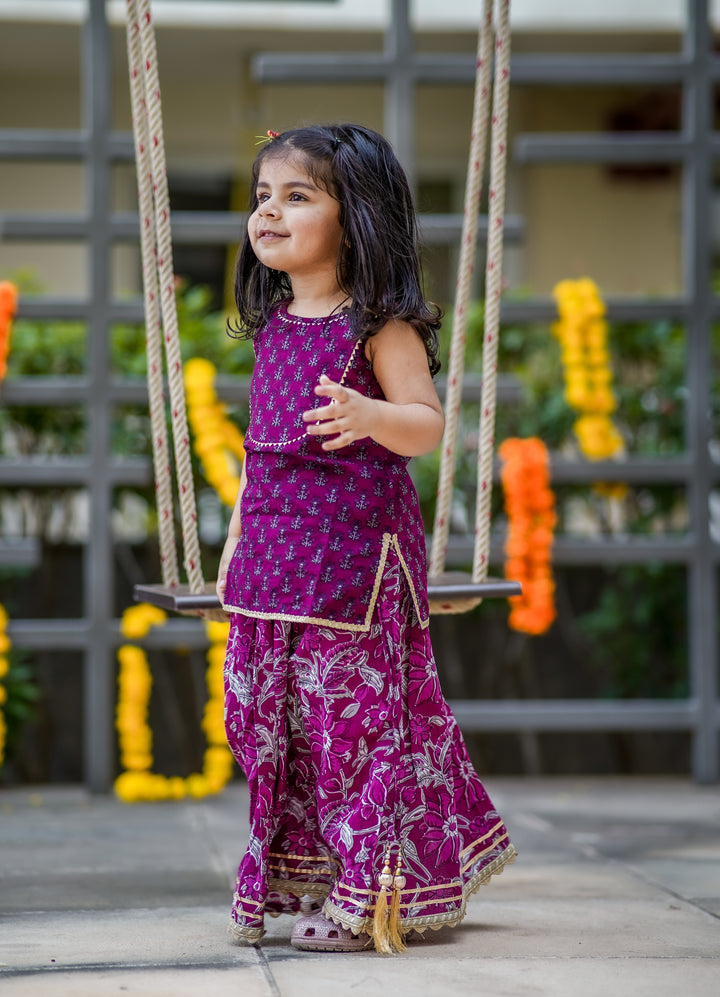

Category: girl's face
[249, 154, 343, 282]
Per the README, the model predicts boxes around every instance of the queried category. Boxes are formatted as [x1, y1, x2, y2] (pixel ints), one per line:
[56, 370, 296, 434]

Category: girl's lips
[258, 230, 287, 240]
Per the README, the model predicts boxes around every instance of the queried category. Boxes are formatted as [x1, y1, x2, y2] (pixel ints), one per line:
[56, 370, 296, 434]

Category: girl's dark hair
[230, 123, 442, 375]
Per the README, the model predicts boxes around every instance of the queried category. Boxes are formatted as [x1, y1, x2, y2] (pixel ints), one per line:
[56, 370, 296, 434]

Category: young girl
[217, 123, 515, 953]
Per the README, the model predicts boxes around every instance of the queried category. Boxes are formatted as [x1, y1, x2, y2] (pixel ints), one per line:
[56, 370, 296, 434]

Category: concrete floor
[1, 777, 719, 996]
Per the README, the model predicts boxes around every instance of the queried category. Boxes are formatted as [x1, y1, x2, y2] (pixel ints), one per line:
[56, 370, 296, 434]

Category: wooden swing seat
[427, 573, 521, 614]
[134, 574, 521, 616]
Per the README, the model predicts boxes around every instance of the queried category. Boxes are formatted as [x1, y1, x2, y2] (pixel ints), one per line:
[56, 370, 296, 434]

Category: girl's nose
[258, 197, 278, 217]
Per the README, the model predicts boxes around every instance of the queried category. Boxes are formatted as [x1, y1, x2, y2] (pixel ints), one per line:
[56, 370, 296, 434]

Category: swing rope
[429, 0, 494, 579]
[429, 0, 512, 594]
[125, 0, 204, 595]
[474, 0, 512, 582]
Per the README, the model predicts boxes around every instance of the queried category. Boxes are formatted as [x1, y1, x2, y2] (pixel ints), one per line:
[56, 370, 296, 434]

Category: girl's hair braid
[230, 123, 442, 375]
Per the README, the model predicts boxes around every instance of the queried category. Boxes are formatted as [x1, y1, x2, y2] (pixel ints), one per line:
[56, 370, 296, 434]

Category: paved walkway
[1, 778, 718, 996]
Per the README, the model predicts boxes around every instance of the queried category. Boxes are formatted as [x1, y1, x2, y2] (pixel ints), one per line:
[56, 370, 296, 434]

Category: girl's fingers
[303, 386, 351, 421]
[302, 402, 337, 422]
[305, 419, 342, 436]
[320, 432, 348, 451]
[301, 376, 363, 447]
[314, 375, 347, 400]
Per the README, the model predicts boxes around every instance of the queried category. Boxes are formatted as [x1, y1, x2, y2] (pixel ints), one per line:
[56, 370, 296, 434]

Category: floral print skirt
[223, 550, 516, 944]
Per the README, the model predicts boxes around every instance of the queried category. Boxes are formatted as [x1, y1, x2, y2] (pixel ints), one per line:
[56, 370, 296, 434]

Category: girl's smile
[249, 157, 343, 283]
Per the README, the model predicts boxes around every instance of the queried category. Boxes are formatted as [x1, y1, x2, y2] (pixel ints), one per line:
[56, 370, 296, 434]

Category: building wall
[0, 15, 685, 301]
[513, 86, 682, 295]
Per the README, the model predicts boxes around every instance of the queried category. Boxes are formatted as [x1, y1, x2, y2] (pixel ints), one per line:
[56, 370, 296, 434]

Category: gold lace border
[228, 918, 264, 945]
[459, 818, 506, 858]
[233, 842, 518, 939]
[223, 532, 430, 633]
[322, 842, 519, 937]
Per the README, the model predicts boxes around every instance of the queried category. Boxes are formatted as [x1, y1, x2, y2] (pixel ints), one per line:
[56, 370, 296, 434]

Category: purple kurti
[223, 302, 428, 630]
[223, 304, 516, 944]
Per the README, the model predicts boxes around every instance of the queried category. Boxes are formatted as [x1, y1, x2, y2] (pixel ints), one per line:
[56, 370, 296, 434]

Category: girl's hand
[302, 322, 443, 457]
[302, 374, 379, 451]
[216, 534, 240, 603]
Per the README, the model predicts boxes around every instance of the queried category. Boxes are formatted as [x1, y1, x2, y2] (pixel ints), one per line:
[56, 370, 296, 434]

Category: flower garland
[499, 437, 557, 635]
[552, 278, 624, 461]
[0, 604, 10, 766]
[114, 358, 243, 803]
[184, 357, 244, 507]
[0, 280, 18, 384]
[0, 283, 17, 766]
[114, 603, 234, 802]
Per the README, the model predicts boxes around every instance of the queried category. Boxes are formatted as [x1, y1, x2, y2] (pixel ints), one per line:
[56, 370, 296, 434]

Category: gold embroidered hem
[320, 842, 518, 939]
[223, 532, 430, 632]
[227, 918, 264, 945]
[464, 841, 518, 901]
[267, 877, 331, 900]
[227, 841, 517, 949]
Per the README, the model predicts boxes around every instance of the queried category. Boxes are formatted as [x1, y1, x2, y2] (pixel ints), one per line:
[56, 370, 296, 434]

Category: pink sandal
[291, 911, 373, 952]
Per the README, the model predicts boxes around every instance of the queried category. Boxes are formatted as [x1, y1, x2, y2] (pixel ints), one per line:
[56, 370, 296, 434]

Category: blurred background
[0, 0, 718, 790]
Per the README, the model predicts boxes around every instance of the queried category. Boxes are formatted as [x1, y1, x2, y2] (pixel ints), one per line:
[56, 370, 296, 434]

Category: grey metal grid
[0, 0, 718, 787]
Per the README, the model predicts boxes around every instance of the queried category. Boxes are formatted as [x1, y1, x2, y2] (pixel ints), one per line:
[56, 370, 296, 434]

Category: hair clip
[254, 130, 281, 146]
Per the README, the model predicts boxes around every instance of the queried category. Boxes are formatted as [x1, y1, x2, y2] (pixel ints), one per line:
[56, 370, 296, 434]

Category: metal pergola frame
[0, 0, 718, 789]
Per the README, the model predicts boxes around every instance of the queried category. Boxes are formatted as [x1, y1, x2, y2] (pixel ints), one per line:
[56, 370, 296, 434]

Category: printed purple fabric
[243, 301, 385, 455]
[222, 302, 429, 629]
[224, 550, 516, 943]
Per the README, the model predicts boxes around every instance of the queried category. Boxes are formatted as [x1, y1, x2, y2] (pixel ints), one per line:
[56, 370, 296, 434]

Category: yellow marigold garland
[114, 603, 234, 802]
[0, 604, 10, 766]
[499, 438, 557, 635]
[552, 278, 624, 462]
[0, 280, 18, 384]
[184, 357, 244, 507]
[114, 358, 244, 802]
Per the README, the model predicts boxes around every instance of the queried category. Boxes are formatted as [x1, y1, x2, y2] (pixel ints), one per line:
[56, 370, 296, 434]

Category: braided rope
[125, 0, 178, 588]
[473, 0, 511, 583]
[428, 0, 494, 577]
[133, 0, 205, 594]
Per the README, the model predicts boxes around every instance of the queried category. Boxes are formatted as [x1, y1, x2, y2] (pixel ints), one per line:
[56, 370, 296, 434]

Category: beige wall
[523, 163, 681, 296]
[512, 85, 682, 295]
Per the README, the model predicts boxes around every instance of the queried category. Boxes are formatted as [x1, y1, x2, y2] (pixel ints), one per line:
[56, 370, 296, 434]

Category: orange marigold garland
[0, 284, 18, 764]
[0, 280, 18, 383]
[499, 438, 557, 635]
[0, 603, 10, 766]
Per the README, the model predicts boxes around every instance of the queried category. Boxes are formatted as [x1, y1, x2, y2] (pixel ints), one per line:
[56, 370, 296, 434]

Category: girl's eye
[288, 192, 307, 202]
[257, 192, 269, 203]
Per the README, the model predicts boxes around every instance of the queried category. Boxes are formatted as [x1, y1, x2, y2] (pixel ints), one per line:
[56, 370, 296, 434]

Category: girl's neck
[286, 275, 349, 319]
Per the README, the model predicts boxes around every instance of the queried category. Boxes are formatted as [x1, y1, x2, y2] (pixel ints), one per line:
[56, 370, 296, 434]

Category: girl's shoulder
[364, 317, 428, 363]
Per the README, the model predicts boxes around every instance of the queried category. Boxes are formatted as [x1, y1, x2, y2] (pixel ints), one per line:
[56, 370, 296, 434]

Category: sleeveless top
[222, 301, 430, 632]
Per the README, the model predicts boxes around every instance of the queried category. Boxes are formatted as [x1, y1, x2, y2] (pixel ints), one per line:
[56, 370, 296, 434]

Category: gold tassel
[388, 851, 406, 952]
[372, 848, 394, 955]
